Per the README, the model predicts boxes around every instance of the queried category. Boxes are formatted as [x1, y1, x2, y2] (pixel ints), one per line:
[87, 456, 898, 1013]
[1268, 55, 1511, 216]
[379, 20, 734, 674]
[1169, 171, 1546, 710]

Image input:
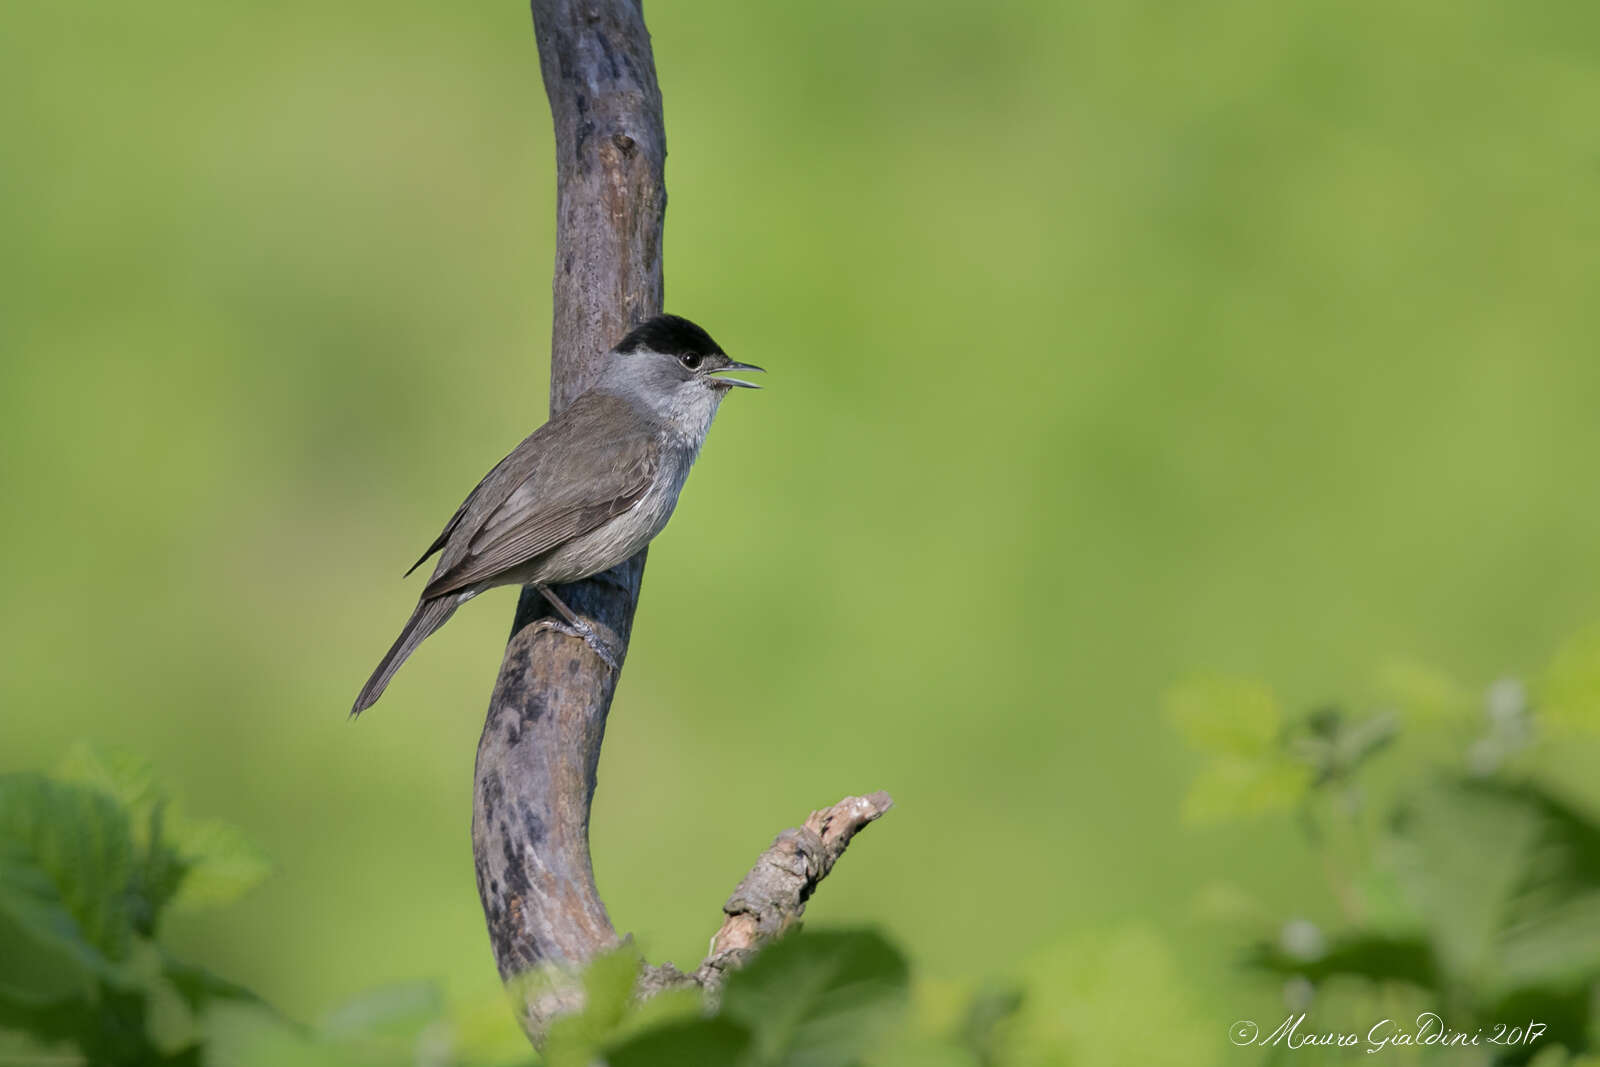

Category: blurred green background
[5, 0, 1600, 1058]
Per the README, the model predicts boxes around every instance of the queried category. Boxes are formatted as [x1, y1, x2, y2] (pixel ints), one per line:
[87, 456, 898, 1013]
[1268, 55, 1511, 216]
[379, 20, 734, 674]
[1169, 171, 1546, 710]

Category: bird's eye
[679, 353, 703, 370]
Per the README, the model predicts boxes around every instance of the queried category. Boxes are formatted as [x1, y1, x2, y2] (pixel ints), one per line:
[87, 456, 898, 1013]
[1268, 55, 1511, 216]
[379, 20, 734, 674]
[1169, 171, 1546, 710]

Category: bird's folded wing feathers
[419, 393, 659, 599]
[403, 444, 528, 577]
[404, 505, 466, 577]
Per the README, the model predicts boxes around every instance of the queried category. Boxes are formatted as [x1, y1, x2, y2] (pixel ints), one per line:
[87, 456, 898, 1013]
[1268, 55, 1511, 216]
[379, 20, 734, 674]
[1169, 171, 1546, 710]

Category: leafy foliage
[12, 627, 1600, 1065]
[0, 752, 978, 1067]
[1539, 626, 1600, 737]
[1166, 675, 1313, 821]
[722, 928, 910, 1066]
[560, 929, 912, 1067]
[1182, 641, 1600, 1065]
[54, 743, 273, 911]
[541, 945, 647, 1067]
[0, 748, 270, 1064]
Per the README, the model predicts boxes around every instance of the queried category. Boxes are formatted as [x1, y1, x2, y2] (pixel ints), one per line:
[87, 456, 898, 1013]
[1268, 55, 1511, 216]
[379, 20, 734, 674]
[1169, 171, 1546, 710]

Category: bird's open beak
[710, 360, 765, 390]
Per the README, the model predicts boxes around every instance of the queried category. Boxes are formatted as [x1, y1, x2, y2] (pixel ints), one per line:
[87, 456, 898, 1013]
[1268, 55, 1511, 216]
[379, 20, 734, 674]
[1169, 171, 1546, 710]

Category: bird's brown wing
[404, 503, 467, 577]
[403, 446, 524, 577]
[420, 392, 659, 600]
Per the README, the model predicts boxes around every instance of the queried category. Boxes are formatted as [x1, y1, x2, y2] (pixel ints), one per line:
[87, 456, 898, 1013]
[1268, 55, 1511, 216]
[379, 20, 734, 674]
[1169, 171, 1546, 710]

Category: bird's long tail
[351, 596, 461, 717]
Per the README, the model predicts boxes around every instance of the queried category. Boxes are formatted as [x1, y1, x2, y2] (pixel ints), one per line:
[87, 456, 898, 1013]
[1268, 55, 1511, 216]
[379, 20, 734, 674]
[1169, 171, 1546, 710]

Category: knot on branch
[696, 792, 893, 986]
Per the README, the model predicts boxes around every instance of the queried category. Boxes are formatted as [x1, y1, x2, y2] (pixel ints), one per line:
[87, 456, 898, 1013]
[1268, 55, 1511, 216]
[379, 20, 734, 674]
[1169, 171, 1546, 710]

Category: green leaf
[1480, 981, 1594, 1063]
[0, 849, 105, 1005]
[117, 939, 200, 1056]
[55, 745, 190, 932]
[581, 942, 645, 1027]
[1390, 779, 1542, 984]
[1165, 676, 1283, 759]
[1496, 891, 1600, 993]
[720, 928, 910, 1067]
[0, 774, 138, 968]
[1349, 864, 1426, 936]
[0, 967, 204, 1067]
[0, 1028, 80, 1067]
[1489, 782, 1600, 993]
[953, 985, 1023, 1067]
[1541, 624, 1600, 734]
[542, 944, 645, 1067]
[1179, 756, 1310, 824]
[55, 744, 162, 831]
[1166, 677, 1311, 822]
[161, 952, 268, 1014]
[166, 817, 271, 909]
[1008, 926, 1218, 1067]
[54, 743, 270, 911]
[0, 755, 272, 1065]
[129, 803, 191, 936]
[52, 746, 194, 931]
[446, 986, 549, 1066]
[600, 984, 703, 1048]
[1374, 778, 1600, 999]
[607, 1016, 751, 1067]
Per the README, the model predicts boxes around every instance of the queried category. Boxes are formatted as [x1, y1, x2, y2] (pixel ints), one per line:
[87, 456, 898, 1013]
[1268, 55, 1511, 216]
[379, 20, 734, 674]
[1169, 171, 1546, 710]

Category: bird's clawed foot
[538, 616, 621, 672]
[532, 582, 621, 672]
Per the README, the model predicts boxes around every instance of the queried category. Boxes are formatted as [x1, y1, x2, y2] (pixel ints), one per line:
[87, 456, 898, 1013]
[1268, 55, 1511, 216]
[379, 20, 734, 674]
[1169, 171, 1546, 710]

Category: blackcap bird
[352, 314, 761, 716]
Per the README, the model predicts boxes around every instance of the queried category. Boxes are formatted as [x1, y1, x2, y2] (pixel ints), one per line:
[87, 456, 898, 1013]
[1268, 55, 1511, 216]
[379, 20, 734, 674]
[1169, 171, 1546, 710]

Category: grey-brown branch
[692, 791, 895, 989]
[469, 0, 889, 1049]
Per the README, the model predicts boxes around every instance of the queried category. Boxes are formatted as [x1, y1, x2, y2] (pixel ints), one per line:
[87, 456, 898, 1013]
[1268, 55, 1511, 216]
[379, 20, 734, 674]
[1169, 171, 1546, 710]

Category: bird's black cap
[614, 314, 724, 359]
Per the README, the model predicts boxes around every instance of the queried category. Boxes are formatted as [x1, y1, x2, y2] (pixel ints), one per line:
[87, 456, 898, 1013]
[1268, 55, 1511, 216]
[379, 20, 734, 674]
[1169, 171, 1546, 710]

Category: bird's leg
[532, 582, 621, 672]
